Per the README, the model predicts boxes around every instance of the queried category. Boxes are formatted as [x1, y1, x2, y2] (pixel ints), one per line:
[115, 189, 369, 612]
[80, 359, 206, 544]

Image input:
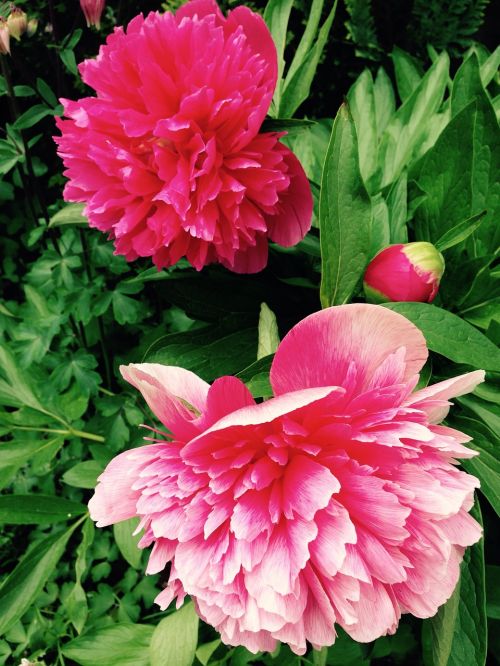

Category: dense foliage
[0, 1, 499, 665]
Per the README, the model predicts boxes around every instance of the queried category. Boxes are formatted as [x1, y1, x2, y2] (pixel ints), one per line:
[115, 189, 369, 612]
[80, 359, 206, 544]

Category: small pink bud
[7, 6, 27, 41]
[364, 242, 445, 304]
[80, 0, 105, 29]
[0, 18, 10, 54]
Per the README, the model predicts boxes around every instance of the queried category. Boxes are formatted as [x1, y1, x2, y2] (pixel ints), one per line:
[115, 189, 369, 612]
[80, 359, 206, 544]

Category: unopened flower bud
[364, 242, 445, 304]
[0, 17, 10, 54]
[7, 6, 27, 41]
[27, 17, 38, 37]
[80, 0, 105, 29]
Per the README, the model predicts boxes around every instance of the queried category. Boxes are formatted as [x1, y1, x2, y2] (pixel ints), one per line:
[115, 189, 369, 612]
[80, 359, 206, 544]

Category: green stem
[10, 424, 105, 442]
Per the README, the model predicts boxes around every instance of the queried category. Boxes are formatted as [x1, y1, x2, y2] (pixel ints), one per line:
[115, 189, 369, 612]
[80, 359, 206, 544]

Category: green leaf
[386, 171, 408, 243]
[391, 47, 422, 102]
[379, 51, 449, 188]
[113, 517, 143, 569]
[150, 602, 199, 666]
[0, 522, 79, 635]
[0, 495, 87, 524]
[62, 460, 103, 489]
[347, 69, 378, 186]
[144, 320, 258, 382]
[285, 0, 325, 82]
[414, 96, 500, 255]
[49, 203, 86, 228]
[422, 501, 486, 666]
[263, 0, 294, 111]
[257, 303, 280, 360]
[13, 104, 56, 130]
[278, 0, 337, 118]
[0, 345, 45, 412]
[451, 54, 485, 117]
[196, 639, 221, 666]
[320, 104, 371, 307]
[373, 67, 395, 137]
[60, 48, 78, 75]
[281, 119, 331, 185]
[384, 303, 500, 372]
[480, 45, 500, 87]
[63, 623, 154, 666]
[435, 210, 487, 252]
[0, 139, 23, 176]
[36, 77, 59, 108]
[0, 437, 61, 468]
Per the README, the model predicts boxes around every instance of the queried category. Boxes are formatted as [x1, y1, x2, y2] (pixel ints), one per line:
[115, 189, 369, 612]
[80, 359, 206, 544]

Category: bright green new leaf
[0, 494, 87, 524]
[373, 67, 396, 137]
[286, 0, 325, 82]
[150, 602, 199, 666]
[257, 303, 280, 360]
[263, 0, 294, 113]
[49, 203, 87, 228]
[196, 639, 221, 666]
[391, 47, 422, 102]
[63, 623, 154, 666]
[13, 104, 57, 130]
[347, 69, 378, 186]
[0, 521, 79, 635]
[113, 517, 143, 569]
[278, 0, 337, 118]
[383, 303, 500, 372]
[435, 210, 486, 252]
[320, 104, 371, 307]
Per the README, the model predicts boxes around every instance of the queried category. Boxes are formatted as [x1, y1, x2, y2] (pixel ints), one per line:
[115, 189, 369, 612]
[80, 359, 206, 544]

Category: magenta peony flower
[364, 242, 445, 304]
[89, 304, 483, 654]
[55, 0, 312, 273]
[80, 0, 105, 29]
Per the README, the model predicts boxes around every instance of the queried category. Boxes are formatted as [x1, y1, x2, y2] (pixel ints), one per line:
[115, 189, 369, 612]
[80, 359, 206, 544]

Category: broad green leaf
[144, 320, 257, 382]
[451, 54, 486, 117]
[0, 437, 61, 468]
[0, 522, 79, 635]
[0, 495, 87, 524]
[373, 67, 395, 137]
[383, 303, 500, 372]
[453, 418, 500, 516]
[423, 502, 486, 666]
[278, 0, 337, 118]
[369, 193, 390, 258]
[257, 303, 280, 360]
[62, 460, 103, 489]
[150, 602, 199, 666]
[281, 119, 331, 185]
[347, 69, 378, 186]
[320, 104, 371, 307]
[63, 623, 154, 666]
[13, 104, 57, 130]
[49, 203, 86, 228]
[435, 210, 486, 252]
[263, 0, 294, 112]
[113, 517, 143, 569]
[414, 96, 500, 255]
[196, 639, 221, 666]
[457, 395, 500, 436]
[379, 52, 449, 188]
[391, 47, 422, 102]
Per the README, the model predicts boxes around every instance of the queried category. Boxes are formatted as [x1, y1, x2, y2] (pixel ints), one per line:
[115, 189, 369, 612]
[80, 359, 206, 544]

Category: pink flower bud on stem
[80, 0, 105, 29]
[364, 242, 445, 304]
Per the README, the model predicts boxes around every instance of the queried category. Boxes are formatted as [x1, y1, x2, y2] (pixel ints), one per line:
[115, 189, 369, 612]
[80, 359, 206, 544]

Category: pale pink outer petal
[120, 363, 209, 437]
[270, 304, 428, 396]
[266, 146, 313, 247]
[404, 370, 485, 423]
[88, 444, 164, 527]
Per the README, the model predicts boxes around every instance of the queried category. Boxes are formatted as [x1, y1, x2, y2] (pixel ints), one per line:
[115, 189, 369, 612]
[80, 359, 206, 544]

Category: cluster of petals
[89, 304, 483, 654]
[55, 0, 312, 273]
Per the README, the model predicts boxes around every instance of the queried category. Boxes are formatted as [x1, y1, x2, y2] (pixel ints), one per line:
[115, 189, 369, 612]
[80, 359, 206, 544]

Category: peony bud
[26, 17, 38, 37]
[364, 242, 445, 303]
[80, 0, 105, 29]
[0, 17, 10, 54]
[7, 6, 27, 41]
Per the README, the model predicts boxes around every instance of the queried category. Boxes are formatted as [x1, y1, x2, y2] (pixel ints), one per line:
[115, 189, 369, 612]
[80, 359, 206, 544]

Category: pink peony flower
[55, 0, 312, 273]
[364, 242, 445, 304]
[89, 304, 483, 654]
[80, 0, 105, 29]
